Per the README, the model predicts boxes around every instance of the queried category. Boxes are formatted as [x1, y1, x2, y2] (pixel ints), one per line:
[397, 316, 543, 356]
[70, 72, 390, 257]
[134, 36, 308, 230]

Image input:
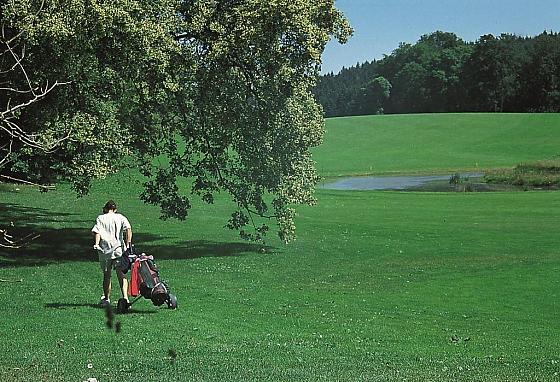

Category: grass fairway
[315, 113, 560, 176]
[1, 113, 560, 381]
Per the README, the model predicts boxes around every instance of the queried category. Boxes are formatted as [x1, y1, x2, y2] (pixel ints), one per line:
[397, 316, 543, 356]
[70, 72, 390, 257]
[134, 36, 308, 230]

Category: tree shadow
[1, 202, 276, 267]
[0, 202, 90, 225]
[134, 237, 274, 260]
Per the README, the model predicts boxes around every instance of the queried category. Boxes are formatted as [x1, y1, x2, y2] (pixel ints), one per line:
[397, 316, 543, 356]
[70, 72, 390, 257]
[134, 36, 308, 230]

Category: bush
[484, 160, 560, 188]
[449, 173, 475, 191]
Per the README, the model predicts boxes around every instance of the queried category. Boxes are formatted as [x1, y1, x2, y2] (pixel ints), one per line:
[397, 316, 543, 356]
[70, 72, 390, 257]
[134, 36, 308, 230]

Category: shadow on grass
[1, 203, 274, 267]
[44, 302, 101, 309]
[135, 238, 273, 261]
[121, 308, 160, 315]
[44, 302, 160, 315]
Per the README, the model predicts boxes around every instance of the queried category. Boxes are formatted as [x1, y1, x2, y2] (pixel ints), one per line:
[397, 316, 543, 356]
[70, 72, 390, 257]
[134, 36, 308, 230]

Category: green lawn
[315, 113, 560, 176]
[1, 113, 560, 381]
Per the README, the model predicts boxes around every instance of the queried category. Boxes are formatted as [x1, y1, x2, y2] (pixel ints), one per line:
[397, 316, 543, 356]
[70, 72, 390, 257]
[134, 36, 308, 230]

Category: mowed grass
[1, 113, 560, 381]
[315, 113, 560, 176]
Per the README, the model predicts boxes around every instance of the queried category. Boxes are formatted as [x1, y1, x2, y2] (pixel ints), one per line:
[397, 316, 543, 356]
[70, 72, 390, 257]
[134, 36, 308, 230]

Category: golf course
[1, 113, 560, 381]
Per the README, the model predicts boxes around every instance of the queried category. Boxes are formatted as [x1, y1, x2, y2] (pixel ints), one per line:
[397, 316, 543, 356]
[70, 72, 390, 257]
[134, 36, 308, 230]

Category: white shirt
[91, 212, 131, 256]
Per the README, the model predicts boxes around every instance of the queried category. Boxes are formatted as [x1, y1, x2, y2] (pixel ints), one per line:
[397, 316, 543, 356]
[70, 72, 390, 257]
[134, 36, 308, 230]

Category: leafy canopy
[0, 0, 351, 242]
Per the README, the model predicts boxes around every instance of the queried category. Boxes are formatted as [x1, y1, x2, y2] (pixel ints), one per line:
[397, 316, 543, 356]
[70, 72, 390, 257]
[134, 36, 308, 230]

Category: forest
[313, 31, 560, 117]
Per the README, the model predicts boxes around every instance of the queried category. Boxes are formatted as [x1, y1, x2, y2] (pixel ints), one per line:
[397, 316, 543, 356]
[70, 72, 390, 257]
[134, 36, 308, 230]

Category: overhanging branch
[0, 24, 71, 156]
[0, 174, 55, 190]
[0, 228, 40, 249]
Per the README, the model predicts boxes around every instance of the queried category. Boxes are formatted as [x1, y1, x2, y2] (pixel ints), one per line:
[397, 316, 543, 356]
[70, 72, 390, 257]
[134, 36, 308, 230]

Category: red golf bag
[129, 253, 176, 308]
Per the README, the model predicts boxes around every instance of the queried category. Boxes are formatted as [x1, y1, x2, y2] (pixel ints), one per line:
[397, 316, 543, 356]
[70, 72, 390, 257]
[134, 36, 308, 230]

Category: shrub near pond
[449, 172, 475, 192]
[484, 159, 560, 188]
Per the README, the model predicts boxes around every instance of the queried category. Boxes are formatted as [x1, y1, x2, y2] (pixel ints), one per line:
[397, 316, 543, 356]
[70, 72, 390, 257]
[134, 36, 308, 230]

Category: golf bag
[119, 246, 177, 312]
[131, 254, 170, 305]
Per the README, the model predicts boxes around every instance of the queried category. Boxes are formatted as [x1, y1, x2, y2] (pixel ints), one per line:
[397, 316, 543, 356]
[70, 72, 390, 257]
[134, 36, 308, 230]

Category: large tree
[360, 76, 391, 115]
[2, 0, 184, 192]
[461, 33, 529, 112]
[377, 31, 471, 113]
[0, 0, 351, 243]
[518, 31, 560, 112]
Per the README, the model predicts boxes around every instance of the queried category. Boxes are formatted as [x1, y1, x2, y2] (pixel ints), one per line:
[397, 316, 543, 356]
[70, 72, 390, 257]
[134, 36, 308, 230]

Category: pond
[321, 173, 484, 191]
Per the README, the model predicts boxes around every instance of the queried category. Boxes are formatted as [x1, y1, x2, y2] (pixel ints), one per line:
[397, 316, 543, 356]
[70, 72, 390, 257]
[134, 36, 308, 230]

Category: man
[92, 200, 132, 308]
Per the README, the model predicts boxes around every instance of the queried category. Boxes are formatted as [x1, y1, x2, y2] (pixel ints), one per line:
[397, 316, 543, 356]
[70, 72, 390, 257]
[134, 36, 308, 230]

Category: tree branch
[0, 25, 71, 155]
[0, 228, 40, 249]
[0, 174, 55, 189]
[0, 139, 13, 167]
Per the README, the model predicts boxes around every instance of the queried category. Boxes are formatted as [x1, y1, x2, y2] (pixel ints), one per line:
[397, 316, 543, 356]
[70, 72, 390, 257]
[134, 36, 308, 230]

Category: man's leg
[116, 268, 129, 302]
[103, 269, 112, 301]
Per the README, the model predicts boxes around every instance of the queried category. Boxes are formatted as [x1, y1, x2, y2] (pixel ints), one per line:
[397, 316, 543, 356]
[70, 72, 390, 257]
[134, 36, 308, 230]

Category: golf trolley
[117, 246, 178, 313]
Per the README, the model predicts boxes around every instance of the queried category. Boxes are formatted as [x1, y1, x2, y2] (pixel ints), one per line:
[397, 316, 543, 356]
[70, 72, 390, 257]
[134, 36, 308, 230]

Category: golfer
[92, 200, 132, 308]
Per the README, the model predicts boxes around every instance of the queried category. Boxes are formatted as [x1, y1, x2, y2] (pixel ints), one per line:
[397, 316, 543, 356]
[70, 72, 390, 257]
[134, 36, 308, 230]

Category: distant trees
[461, 34, 530, 112]
[313, 60, 378, 116]
[313, 30, 560, 117]
[518, 32, 560, 112]
[378, 31, 473, 113]
[363, 76, 391, 115]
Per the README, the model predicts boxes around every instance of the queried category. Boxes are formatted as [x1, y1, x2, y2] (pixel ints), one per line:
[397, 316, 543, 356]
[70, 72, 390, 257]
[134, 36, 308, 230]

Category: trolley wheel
[167, 293, 178, 309]
[117, 298, 130, 313]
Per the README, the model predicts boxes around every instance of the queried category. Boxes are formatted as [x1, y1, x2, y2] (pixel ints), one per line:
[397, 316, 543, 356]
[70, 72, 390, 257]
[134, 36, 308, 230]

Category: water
[321, 173, 483, 191]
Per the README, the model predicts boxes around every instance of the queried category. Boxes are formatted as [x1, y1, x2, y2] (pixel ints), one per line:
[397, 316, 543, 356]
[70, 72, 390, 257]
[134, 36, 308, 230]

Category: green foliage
[485, 159, 560, 188]
[2, 0, 182, 192]
[361, 76, 391, 114]
[1, 0, 351, 242]
[312, 60, 378, 116]
[374, 31, 474, 113]
[461, 34, 531, 112]
[448, 173, 475, 192]
[137, 0, 351, 242]
[449, 172, 462, 185]
[518, 32, 560, 112]
[315, 30, 560, 116]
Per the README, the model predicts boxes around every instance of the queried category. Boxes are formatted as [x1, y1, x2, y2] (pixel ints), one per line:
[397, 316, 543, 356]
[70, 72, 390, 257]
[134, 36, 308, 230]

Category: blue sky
[321, 0, 560, 74]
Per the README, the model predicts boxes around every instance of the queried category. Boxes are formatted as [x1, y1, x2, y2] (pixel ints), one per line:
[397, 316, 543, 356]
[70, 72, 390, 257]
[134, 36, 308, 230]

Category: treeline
[313, 31, 560, 117]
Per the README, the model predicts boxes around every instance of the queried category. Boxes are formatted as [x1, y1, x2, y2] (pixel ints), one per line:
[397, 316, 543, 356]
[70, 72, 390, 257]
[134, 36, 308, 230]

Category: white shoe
[99, 297, 111, 307]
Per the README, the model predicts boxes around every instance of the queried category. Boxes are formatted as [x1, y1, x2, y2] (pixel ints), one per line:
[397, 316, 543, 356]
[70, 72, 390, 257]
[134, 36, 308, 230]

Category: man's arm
[125, 228, 132, 248]
[93, 232, 101, 250]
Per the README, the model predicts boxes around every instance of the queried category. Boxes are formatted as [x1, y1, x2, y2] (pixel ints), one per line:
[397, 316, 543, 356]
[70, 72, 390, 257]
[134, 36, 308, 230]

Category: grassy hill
[314, 113, 560, 177]
[1, 113, 560, 381]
